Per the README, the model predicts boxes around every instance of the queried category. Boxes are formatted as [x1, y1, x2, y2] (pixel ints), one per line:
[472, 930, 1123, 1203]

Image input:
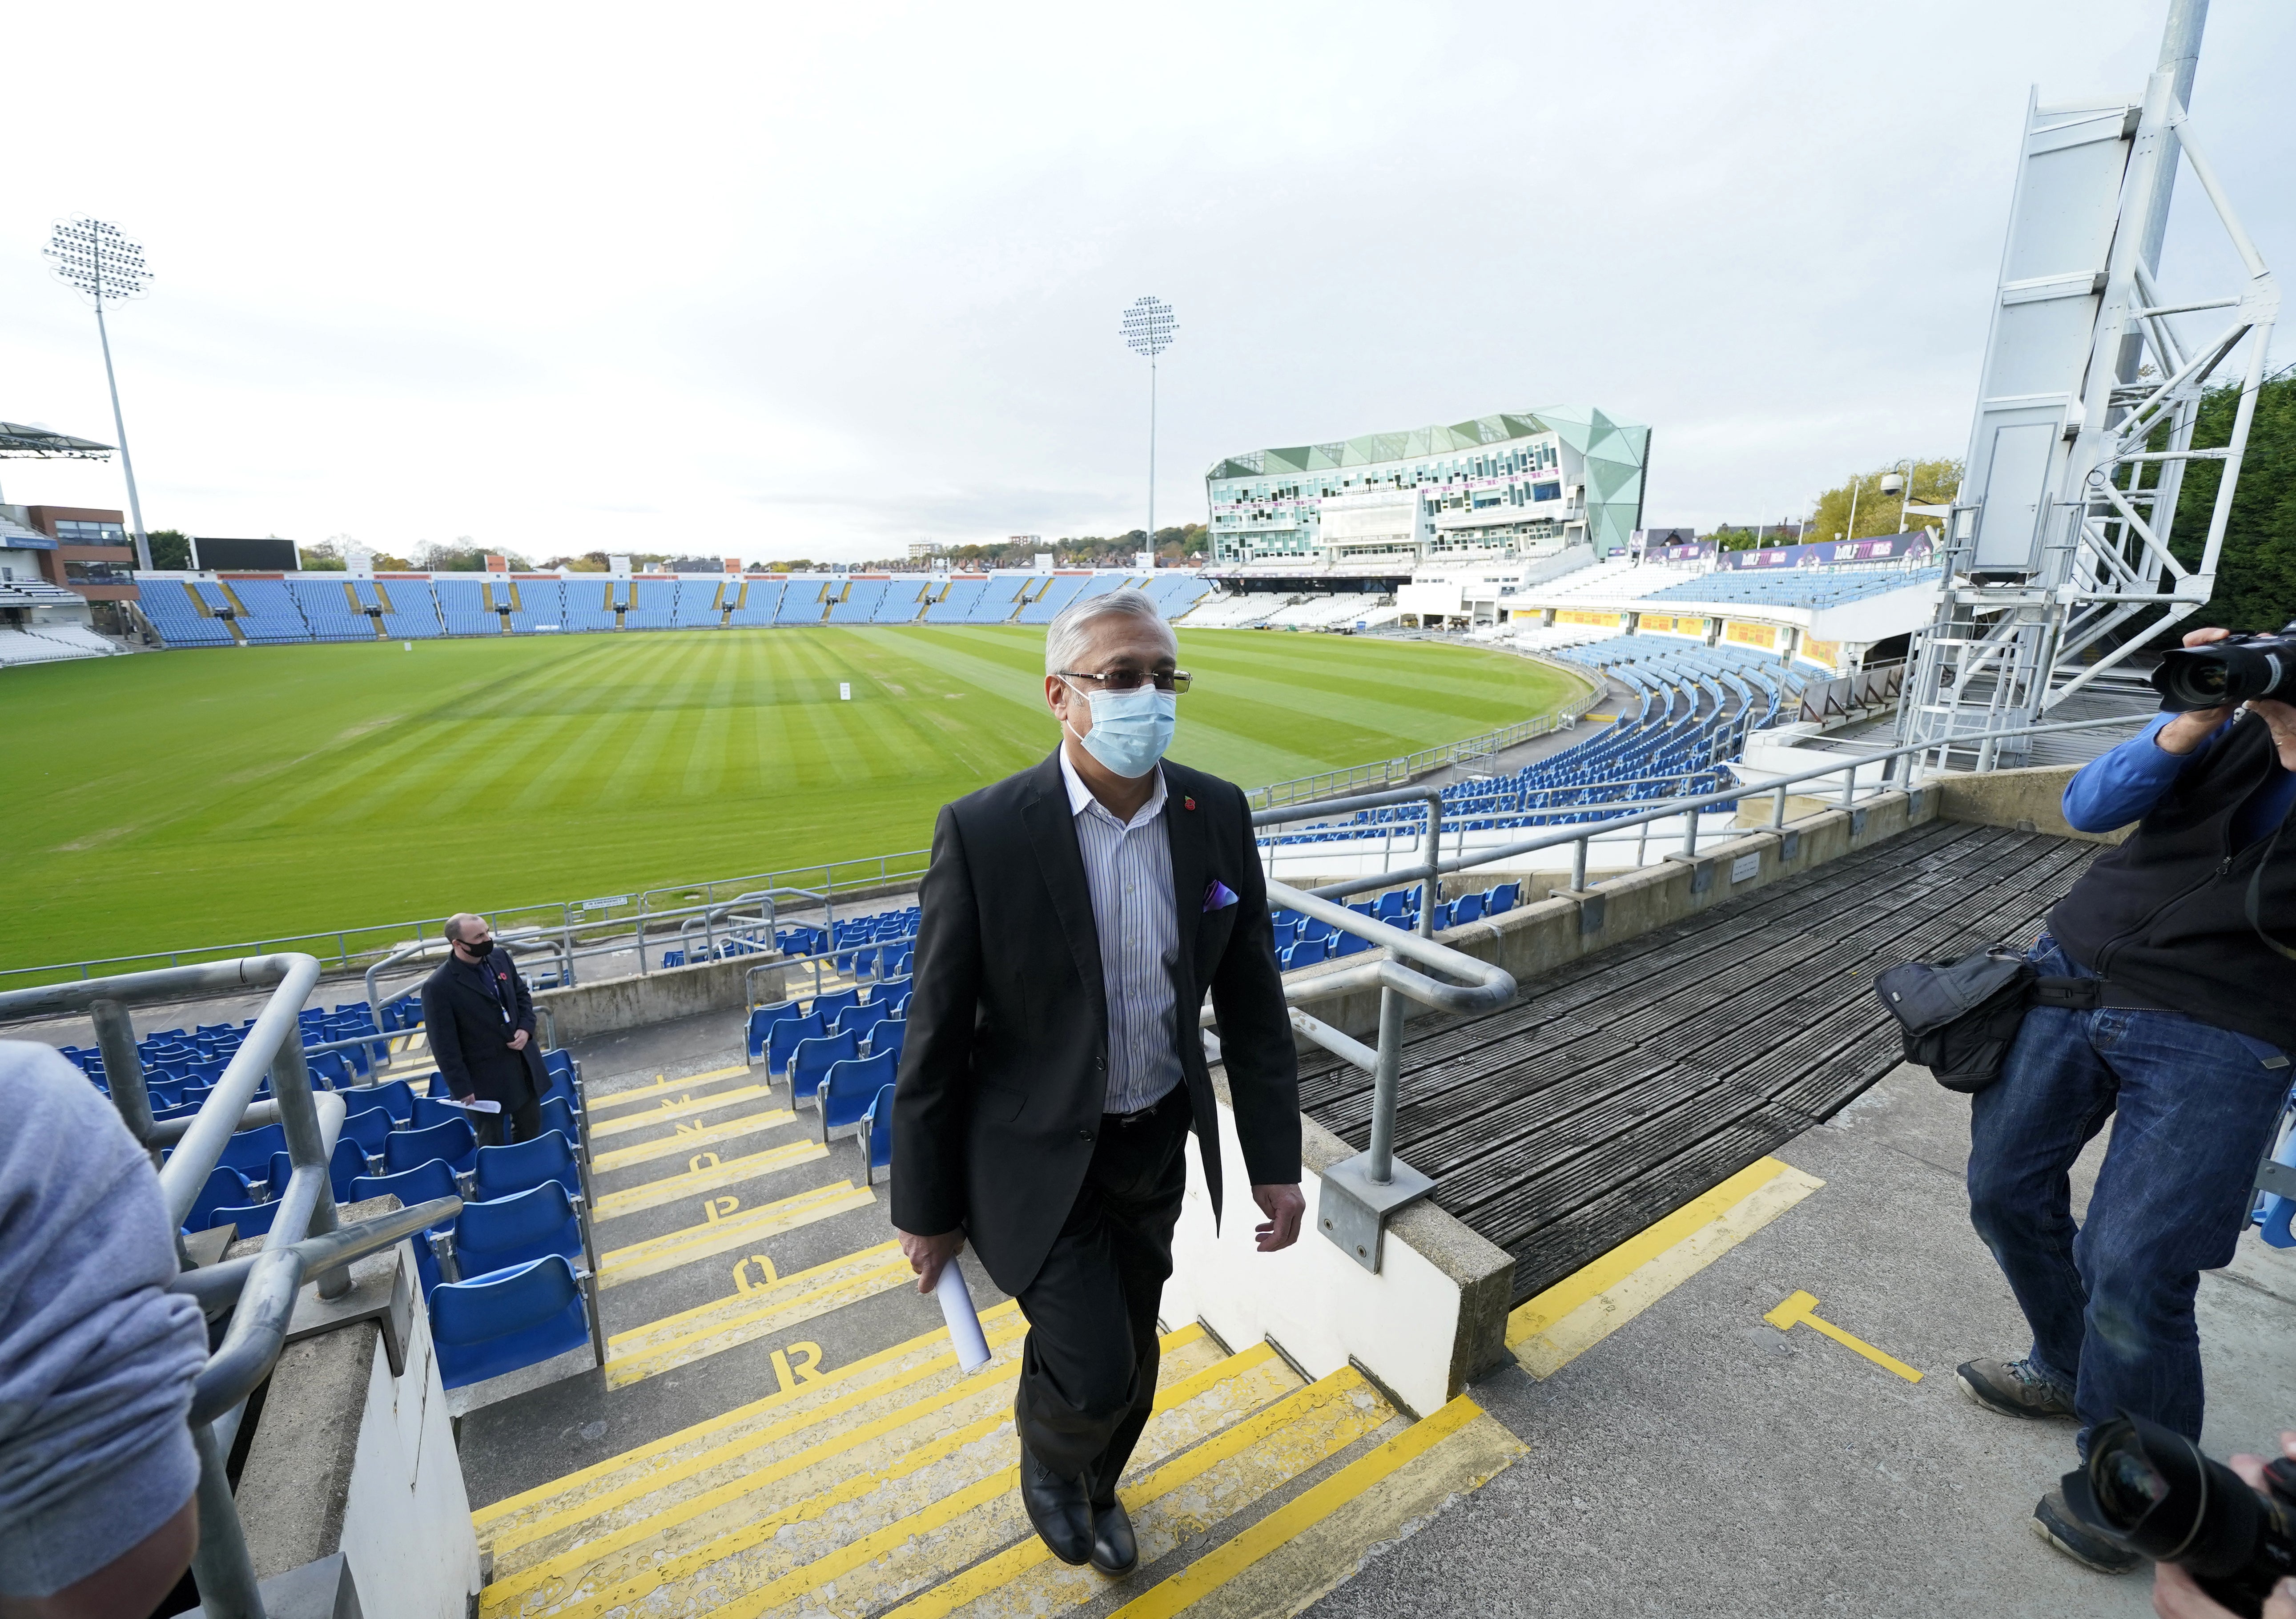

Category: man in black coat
[420, 914, 548, 1146]
[891, 588, 1303, 1576]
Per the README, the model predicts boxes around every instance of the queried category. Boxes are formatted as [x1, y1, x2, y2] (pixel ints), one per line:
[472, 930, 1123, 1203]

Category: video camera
[2152, 622, 2296, 713]
[2064, 1412, 2296, 1617]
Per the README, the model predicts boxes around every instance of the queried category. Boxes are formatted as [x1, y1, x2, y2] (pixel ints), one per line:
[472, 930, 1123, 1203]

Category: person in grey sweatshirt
[0, 1040, 211, 1615]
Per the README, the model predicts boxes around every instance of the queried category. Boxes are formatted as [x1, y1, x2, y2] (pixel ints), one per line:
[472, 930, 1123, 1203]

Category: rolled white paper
[934, 1261, 992, 1372]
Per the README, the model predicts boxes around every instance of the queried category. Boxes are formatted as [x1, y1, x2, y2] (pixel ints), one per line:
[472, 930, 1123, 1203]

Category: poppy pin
[1183, 795, 1196, 810]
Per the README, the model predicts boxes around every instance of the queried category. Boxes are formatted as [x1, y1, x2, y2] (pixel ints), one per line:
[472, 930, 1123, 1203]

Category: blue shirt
[2061, 713, 2296, 848]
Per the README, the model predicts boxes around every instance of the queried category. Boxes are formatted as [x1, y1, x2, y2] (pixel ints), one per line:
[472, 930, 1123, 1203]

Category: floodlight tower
[1120, 296, 1177, 554]
[1898, 0, 2277, 766]
[44, 217, 155, 571]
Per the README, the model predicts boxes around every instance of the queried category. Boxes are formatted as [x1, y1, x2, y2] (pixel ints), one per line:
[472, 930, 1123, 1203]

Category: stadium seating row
[131, 571, 1214, 650]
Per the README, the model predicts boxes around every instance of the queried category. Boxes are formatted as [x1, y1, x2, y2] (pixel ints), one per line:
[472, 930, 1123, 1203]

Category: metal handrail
[1198, 870, 1514, 1272]
[0, 953, 360, 1619]
[1266, 709, 2151, 908]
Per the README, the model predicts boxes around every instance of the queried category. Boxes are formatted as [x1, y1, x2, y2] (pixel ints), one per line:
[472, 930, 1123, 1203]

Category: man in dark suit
[420, 914, 548, 1146]
[891, 588, 1303, 1576]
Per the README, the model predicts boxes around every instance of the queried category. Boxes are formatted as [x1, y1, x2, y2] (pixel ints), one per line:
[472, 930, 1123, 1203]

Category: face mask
[462, 937, 494, 960]
[1066, 682, 1176, 779]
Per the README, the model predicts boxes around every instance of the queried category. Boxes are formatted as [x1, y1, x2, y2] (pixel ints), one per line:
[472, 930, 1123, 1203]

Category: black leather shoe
[1018, 1445, 1094, 1566]
[1089, 1496, 1138, 1576]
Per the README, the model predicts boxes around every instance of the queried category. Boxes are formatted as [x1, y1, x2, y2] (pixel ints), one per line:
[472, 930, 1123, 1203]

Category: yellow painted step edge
[585, 1064, 752, 1113]
[1108, 1394, 1488, 1619]
[595, 1181, 875, 1287]
[587, 1084, 775, 1138]
[1507, 1156, 1823, 1379]
[604, 1240, 903, 1349]
[474, 1299, 1031, 1538]
[489, 1330, 1243, 1619]
[589, 1107, 797, 1172]
[879, 1359, 1372, 1619]
[589, 1138, 828, 1222]
[701, 1346, 1318, 1619]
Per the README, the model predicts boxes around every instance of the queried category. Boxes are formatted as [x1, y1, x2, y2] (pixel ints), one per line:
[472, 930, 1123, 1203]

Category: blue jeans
[1966, 937, 2291, 1444]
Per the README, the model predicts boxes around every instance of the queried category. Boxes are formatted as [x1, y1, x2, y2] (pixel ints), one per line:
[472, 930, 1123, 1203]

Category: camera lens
[2095, 1444, 2171, 1526]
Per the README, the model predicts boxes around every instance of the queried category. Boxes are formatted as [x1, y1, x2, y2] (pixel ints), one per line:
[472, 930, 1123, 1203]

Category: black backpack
[1874, 950, 2039, 1094]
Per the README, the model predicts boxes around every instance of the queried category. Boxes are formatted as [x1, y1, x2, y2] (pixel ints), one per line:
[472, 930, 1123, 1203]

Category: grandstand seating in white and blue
[1143, 574, 1214, 617]
[977, 576, 1047, 622]
[873, 581, 930, 623]
[726, 580, 784, 625]
[672, 579, 724, 628]
[432, 578, 498, 637]
[1258, 637, 1809, 860]
[1017, 575, 1090, 624]
[0, 625, 120, 665]
[828, 580, 890, 624]
[137, 580, 237, 646]
[377, 578, 445, 637]
[556, 581, 618, 632]
[1178, 592, 1290, 628]
[924, 578, 985, 622]
[221, 578, 316, 644]
[287, 577, 378, 643]
[509, 577, 565, 632]
[1639, 566, 1942, 611]
[622, 577, 680, 631]
[776, 580, 830, 624]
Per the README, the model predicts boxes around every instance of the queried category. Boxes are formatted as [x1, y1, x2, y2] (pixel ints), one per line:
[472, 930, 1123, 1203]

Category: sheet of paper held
[935, 1261, 992, 1372]
[435, 1096, 504, 1114]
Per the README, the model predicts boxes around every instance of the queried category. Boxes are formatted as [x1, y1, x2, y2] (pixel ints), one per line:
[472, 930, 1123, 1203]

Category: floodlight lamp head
[1120, 294, 1176, 359]
[44, 216, 153, 304]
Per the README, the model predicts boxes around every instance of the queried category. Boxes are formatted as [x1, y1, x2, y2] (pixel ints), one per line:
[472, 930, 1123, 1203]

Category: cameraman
[1957, 628, 2296, 1575]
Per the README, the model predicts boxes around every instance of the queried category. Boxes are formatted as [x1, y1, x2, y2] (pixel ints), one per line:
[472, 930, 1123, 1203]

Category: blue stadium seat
[747, 1000, 800, 1060]
[789, 1031, 858, 1106]
[820, 1049, 896, 1140]
[1486, 882, 1521, 915]
[410, 1095, 470, 1131]
[866, 1017, 908, 1065]
[215, 1122, 290, 1178]
[186, 1166, 257, 1231]
[341, 1104, 395, 1162]
[329, 1136, 372, 1201]
[767, 1012, 826, 1076]
[471, 1130, 584, 1205]
[1452, 893, 1485, 925]
[429, 1256, 596, 1388]
[860, 1083, 898, 1186]
[1331, 930, 1375, 958]
[386, 1118, 478, 1177]
[206, 1199, 282, 1237]
[449, 1181, 586, 1278]
[345, 1079, 416, 1124]
[537, 1096, 583, 1154]
[810, 987, 863, 1025]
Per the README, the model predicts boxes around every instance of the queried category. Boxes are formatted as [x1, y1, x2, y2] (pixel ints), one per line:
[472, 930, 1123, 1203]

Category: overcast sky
[6, 1, 2290, 564]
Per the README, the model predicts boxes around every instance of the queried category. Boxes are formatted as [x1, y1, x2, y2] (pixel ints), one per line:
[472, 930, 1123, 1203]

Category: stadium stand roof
[0, 421, 113, 458]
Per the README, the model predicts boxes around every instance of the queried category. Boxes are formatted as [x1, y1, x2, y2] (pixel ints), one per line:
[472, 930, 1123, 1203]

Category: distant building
[18, 504, 138, 602]
[1203, 407, 1649, 566]
[908, 540, 941, 562]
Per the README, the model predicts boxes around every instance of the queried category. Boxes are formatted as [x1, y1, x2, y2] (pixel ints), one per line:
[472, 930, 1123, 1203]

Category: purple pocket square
[1203, 879, 1239, 913]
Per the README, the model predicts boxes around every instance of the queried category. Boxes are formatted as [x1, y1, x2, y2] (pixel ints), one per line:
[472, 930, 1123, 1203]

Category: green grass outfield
[2, 626, 1584, 971]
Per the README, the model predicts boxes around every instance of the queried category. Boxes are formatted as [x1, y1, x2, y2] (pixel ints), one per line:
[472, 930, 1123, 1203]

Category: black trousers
[1013, 1084, 1191, 1504]
[466, 1062, 544, 1148]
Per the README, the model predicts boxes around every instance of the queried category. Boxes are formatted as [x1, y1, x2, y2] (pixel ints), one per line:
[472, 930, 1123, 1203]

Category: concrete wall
[1932, 762, 2130, 846]
[234, 1241, 480, 1619]
[533, 952, 785, 1043]
[1164, 1080, 1513, 1419]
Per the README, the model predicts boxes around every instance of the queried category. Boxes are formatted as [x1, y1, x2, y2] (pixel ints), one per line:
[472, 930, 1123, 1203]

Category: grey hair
[1044, 587, 1176, 676]
[445, 912, 485, 942]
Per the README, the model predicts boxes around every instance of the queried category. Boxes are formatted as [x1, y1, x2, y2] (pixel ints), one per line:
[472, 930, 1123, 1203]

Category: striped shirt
[1059, 746, 1184, 1115]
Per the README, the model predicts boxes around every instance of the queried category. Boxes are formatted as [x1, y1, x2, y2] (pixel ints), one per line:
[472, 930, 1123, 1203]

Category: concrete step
[460, 1013, 1525, 1619]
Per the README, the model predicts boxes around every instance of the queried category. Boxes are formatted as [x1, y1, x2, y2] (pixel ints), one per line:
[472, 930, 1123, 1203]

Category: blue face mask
[1066, 682, 1176, 779]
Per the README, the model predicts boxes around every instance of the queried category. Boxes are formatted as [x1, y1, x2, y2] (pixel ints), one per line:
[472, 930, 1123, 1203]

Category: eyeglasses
[1058, 668, 1192, 693]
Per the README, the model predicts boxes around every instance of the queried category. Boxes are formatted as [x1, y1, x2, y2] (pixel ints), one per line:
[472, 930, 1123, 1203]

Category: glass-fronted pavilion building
[1203, 407, 1649, 566]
